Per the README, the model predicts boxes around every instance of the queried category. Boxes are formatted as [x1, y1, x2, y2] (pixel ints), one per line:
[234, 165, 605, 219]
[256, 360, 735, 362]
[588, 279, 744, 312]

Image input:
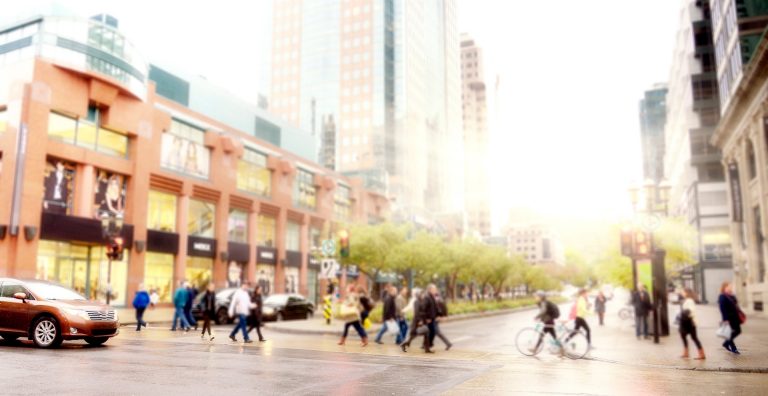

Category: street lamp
[100, 213, 124, 305]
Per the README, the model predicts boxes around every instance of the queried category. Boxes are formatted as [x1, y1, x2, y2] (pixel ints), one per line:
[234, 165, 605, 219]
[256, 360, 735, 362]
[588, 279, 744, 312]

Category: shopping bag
[385, 319, 399, 336]
[336, 303, 358, 321]
[715, 323, 732, 339]
[363, 317, 372, 330]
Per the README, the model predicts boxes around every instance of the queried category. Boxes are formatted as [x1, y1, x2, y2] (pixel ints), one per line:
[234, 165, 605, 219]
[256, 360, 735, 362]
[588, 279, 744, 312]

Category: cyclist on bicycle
[532, 290, 563, 354]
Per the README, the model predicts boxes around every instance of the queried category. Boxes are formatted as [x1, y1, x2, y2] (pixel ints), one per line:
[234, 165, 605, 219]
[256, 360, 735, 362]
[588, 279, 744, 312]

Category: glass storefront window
[0, 108, 8, 134]
[256, 264, 275, 296]
[147, 190, 177, 232]
[257, 214, 276, 247]
[237, 148, 271, 197]
[160, 119, 210, 179]
[189, 199, 216, 237]
[36, 241, 127, 306]
[47, 112, 128, 158]
[334, 185, 352, 220]
[145, 252, 174, 303]
[284, 267, 299, 294]
[286, 221, 300, 251]
[185, 257, 212, 291]
[228, 209, 248, 242]
[294, 168, 317, 210]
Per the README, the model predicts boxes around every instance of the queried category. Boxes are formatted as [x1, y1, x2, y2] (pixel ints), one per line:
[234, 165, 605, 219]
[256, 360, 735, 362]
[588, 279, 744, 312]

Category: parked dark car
[261, 294, 314, 322]
[191, 288, 239, 325]
[0, 278, 120, 348]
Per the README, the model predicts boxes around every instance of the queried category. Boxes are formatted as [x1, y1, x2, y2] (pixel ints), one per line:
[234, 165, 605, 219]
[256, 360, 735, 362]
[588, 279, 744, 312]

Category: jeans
[230, 314, 250, 341]
[374, 320, 391, 342]
[135, 307, 147, 331]
[172, 307, 190, 330]
[396, 318, 409, 344]
[635, 315, 648, 338]
[184, 308, 197, 328]
[342, 320, 366, 338]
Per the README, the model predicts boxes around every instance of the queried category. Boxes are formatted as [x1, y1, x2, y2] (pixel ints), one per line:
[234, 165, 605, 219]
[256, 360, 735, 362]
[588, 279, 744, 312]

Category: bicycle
[618, 305, 634, 321]
[515, 321, 590, 359]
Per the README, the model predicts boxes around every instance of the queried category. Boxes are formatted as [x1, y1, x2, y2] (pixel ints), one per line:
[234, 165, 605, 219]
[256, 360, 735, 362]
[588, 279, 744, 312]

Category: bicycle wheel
[562, 330, 589, 359]
[515, 327, 544, 356]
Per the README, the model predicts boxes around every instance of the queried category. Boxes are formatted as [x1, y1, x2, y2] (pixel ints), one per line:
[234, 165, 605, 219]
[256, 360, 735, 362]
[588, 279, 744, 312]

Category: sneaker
[722, 341, 732, 352]
[229, 336, 237, 342]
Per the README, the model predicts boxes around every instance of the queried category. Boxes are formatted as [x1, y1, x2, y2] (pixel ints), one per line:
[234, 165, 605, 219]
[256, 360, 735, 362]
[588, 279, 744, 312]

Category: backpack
[546, 301, 560, 319]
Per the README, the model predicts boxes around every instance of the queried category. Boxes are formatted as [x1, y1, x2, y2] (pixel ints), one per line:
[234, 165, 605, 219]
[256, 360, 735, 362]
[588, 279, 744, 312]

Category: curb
[585, 356, 768, 374]
[264, 305, 540, 336]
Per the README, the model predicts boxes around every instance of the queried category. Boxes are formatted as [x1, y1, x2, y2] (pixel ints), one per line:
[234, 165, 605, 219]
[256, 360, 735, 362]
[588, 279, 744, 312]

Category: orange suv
[0, 278, 120, 348]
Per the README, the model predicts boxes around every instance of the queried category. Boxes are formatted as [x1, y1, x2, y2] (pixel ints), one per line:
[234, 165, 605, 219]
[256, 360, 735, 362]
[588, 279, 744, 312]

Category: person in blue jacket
[172, 281, 191, 331]
[132, 284, 150, 331]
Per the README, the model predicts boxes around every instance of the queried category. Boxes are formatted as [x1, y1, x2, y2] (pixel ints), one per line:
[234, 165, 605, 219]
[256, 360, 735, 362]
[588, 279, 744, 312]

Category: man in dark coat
[421, 284, 439, 353]
[375, 285, 398, 344]
[631, 284, 653, 339]
[200, 283, 216, 340]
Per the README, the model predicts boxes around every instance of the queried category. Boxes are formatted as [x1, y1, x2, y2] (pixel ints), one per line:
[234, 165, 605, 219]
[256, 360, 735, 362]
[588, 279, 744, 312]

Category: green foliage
[365, 297, 566, 323]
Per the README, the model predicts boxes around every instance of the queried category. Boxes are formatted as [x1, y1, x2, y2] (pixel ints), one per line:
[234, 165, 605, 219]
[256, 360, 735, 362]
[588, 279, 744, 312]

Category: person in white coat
[229, 282, 254, 343]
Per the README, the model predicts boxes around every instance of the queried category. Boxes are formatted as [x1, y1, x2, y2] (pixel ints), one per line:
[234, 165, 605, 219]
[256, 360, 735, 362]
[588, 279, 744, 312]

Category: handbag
[336, 303, 359, 321]
[738, 310, 747, 325]
[384, 319, 399, 336]
[715, 323, 732, 339]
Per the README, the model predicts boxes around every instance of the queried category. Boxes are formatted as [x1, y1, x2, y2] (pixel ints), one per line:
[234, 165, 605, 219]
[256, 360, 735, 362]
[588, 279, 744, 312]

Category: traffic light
[633, 231, 652, 258]
[620, 229, 634, 257]
[338, 229, 350, 258]
[106, 237, 124, 260]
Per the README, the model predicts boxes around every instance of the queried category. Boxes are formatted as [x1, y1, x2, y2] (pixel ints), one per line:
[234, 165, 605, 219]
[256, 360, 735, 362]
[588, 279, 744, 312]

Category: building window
[185, 257, 213, 290]
[147, 190, 177, 232]
[188, 199, 216, 238]
[144, 252, 174, 303]
[93, 169, 127, 219]
[747, 140, 758, 180]
[228, 209, 248, 243]
[257, 214, 276, 247]
[47, 111, 128, 158]
[286, 221, 300, 251]
[294, 168, 317, 210]
[42, 158, 76, 215]
[0, 108, 6, 134]
[160, 119, 210, 179]
[334, 184, 352, 220]
[237, 148, 271, 197]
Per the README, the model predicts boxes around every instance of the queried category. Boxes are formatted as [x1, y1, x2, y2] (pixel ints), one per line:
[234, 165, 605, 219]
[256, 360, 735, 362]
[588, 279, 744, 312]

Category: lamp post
[100, 213, 124, 305]
[626, 179, 672, 343]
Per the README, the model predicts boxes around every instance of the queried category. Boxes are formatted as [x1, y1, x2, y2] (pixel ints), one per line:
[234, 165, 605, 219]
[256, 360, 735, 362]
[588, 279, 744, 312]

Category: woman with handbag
[678, 288, 705, 359]
[338, 285, 368, 346]
[718, 281, 744, 354]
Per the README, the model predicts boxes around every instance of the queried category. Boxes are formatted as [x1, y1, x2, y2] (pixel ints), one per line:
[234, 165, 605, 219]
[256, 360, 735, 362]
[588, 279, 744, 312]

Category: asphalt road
[0, 308, 766, 395]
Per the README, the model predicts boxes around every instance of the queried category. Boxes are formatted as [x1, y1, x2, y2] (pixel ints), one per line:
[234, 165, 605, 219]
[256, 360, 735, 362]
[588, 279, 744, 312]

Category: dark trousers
[135, 307, 146, 331]
[434, 322, 451, 347]
[726, 320, 742, 350]
[536, 321, 557, 349]
[343, 320, 366, 338]
[247, 317, 265, 340]
[396, 318, 409, 344]
[185, 308, 197, 328]
[680, 324, 702, 349]
[201, 312, 213, 336]
[569, 317, 591, 344]
[597, 311, 605, 326]
[426, 321, 437, 349]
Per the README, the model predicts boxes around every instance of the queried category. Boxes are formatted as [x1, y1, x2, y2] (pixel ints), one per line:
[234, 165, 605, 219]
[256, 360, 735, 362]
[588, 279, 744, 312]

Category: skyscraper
[638, 84, 668, 183]
[664, 0, 732, 303]
[710, 0, 768, 111]
[460, 34, 490, 237]
[268, 0, 463, 218]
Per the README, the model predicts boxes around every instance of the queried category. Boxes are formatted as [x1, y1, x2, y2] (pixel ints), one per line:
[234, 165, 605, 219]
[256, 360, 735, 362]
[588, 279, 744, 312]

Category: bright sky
[7, 0, 682, 232]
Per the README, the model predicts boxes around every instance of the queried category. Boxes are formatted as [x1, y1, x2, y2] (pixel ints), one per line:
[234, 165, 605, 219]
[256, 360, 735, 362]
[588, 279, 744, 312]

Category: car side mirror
[13, 292, 27, 301]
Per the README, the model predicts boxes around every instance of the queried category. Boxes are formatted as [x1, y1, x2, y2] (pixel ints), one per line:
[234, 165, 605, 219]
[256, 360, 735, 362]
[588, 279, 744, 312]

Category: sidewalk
[585, 303, 768, 373]
[263, 305, 541, 336]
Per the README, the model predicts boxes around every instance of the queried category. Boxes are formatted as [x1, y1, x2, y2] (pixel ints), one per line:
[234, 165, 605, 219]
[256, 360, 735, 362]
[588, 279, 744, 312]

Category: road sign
[321, 239, 336, 256]
[320, 259, 340, 279]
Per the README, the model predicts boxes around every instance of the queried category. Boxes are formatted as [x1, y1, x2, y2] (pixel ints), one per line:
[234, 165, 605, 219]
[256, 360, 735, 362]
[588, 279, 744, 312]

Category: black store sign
[257, 246, 277, 265]
[228, 242, 250, 263]
[308, 254, 320, 269]
[40, 213, 134, 246]
[285, 250, 302, 268]
[728, 162, 743, 223]
[147, 230, 179, 254]
[188, 235, 216, 258]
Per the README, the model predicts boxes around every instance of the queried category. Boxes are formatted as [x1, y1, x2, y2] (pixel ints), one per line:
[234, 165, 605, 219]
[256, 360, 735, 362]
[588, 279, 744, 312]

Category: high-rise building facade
[506, 224, 564, 266]
[639, 84, 668, 183]
[268, 0, 463, 219]
[664, 0, 732, 303]
[710, 0, 768, 111]
[460, 34, 490, 237]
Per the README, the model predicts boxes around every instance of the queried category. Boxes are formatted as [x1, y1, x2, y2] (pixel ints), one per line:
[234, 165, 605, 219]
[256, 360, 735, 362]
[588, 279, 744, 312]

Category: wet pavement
[1, 304, 766, 395]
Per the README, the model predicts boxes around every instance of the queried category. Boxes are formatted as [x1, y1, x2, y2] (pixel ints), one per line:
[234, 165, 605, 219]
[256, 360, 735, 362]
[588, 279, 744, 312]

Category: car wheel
[32, 316, 62, 348]
[276, 312, 284, 322]
[216, 308, 229, 325]
[84, 337, 109, 346]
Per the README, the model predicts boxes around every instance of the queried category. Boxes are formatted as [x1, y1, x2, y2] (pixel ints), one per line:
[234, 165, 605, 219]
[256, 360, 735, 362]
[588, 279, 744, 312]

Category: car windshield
[264, 295, 288, 305]
[26, 282, 86, 301]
